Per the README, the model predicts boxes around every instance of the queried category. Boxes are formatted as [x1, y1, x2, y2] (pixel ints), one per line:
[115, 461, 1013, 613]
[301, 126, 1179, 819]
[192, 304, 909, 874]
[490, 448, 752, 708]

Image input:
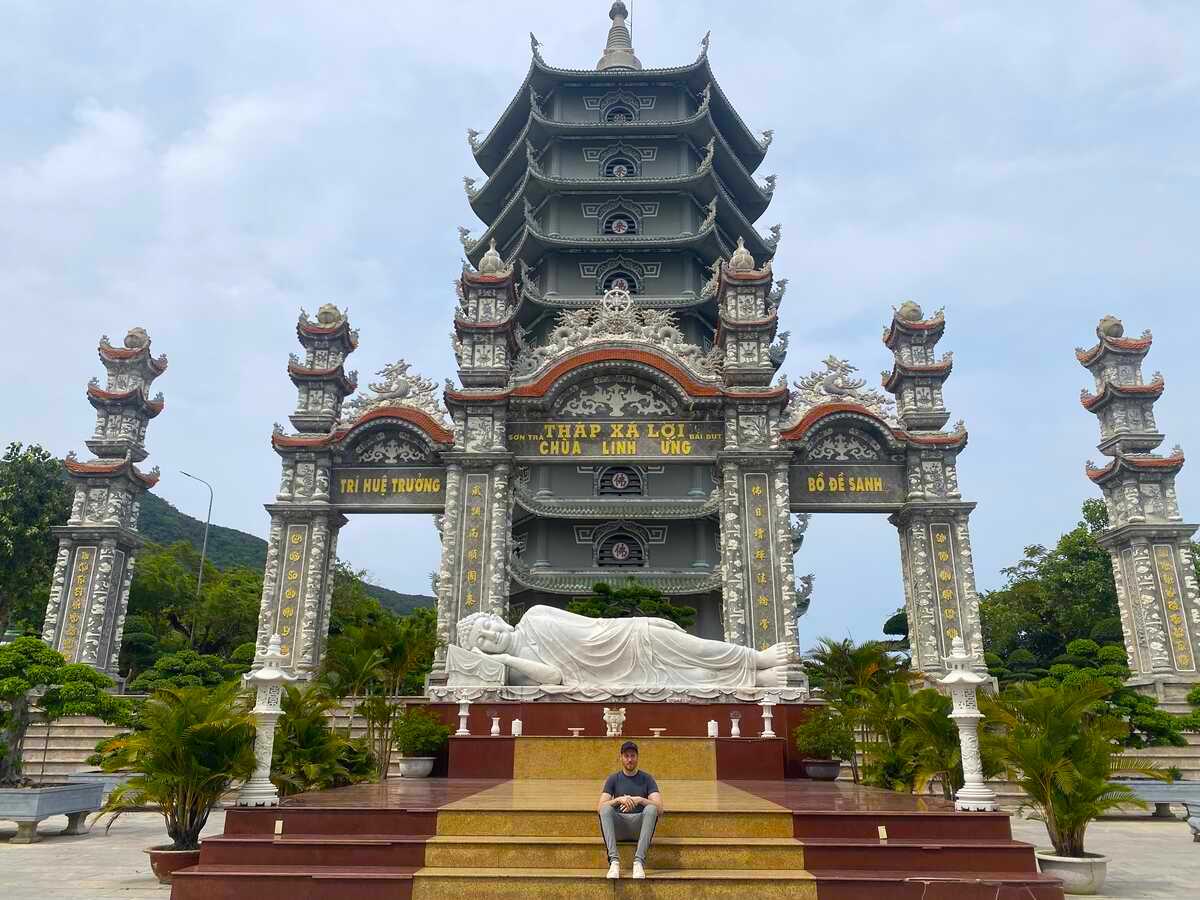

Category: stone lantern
[236, 634, 297, 808]
[939, 635, 997, 812]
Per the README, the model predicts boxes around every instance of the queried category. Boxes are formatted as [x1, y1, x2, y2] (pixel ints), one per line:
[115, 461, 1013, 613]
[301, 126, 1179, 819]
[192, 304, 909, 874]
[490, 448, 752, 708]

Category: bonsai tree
[982, 678, 1167, 858]
[569, 579, 696, 630]
[0, 636, 132, 785]
[791, 706, 854, 761]
[392, 706, 452, 759]
[96, 683, 255, 850]
[271, 683, 375, 797]
[127, 648, 249, 693]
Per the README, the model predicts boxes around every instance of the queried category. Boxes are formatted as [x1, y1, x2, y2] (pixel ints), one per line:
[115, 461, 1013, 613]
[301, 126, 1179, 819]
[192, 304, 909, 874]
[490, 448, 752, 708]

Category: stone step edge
[412, 866, 815, 881]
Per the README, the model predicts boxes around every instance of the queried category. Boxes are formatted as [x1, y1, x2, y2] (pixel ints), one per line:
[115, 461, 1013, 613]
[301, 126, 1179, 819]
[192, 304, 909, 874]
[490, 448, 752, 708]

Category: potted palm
[792, 706, 854, 781]
[96, 683, 255, 884]
[392, 706, 452, 778]
[982, 678, 1167, 895]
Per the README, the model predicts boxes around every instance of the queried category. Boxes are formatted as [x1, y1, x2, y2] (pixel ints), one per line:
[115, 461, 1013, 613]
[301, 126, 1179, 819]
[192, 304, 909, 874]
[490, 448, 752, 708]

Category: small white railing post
[940, 635, 997, 812]
[236, 634, 297, 808]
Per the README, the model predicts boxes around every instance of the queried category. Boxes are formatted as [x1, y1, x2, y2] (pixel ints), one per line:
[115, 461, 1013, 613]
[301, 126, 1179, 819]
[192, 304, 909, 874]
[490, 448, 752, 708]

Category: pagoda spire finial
[597, 1, 642, 71]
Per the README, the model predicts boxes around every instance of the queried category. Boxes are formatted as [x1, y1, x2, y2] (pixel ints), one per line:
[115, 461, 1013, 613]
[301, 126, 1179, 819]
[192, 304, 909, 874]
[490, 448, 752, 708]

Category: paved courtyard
[0, 808, 1196, 898]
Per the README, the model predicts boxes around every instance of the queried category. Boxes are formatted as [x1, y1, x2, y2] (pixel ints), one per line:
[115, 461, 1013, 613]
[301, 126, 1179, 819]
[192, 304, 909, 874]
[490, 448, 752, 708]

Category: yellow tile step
[411, 866, 817, 900]
[435, 779, 794, 839]
[511, 737, 717, 780]
[434, 808, 794, 839]
[423, 834, 806, 870]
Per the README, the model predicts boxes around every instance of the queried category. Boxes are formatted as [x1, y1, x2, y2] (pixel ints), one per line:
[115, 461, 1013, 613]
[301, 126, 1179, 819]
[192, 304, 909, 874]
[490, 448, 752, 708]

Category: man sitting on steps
[597, 740, 663, 879]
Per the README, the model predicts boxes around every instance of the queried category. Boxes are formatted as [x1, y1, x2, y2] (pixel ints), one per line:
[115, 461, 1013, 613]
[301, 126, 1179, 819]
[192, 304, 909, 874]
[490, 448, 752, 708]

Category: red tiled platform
[171, 776, 1063, 900]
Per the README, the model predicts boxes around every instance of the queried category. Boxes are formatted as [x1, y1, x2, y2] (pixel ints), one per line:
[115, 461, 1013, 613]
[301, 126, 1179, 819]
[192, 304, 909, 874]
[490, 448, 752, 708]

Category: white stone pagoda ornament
[236, 635, 298, 808]
[759, 695, 778, 738]
[940, 636, 998, 812]
[603, 707, 626, 737]
[455, 698, 471, 736]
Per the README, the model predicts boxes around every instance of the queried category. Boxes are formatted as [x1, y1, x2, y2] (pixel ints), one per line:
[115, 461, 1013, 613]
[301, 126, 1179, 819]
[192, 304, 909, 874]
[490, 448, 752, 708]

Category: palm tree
[897, 688, 962, 799]
[97, 683, 255, 850]
[805, 637, 907, 782]
[982, 679, 1167, 857]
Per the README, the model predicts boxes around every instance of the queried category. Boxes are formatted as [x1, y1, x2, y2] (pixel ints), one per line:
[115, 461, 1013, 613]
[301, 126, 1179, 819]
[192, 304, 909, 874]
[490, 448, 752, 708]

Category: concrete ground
[1009, 812, 1199, 898]
[0, 809, 225, 899]
[0, 808, 1197, 898]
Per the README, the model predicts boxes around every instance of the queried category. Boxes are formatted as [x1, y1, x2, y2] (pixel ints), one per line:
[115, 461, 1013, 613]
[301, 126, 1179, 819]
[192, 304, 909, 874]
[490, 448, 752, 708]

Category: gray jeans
[598, 803, 659, 863]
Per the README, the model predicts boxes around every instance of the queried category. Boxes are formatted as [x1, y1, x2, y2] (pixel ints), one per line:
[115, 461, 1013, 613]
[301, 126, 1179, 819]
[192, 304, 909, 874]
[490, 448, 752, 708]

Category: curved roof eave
[473, 53, 768, 175]
[496, 220, 733, 270]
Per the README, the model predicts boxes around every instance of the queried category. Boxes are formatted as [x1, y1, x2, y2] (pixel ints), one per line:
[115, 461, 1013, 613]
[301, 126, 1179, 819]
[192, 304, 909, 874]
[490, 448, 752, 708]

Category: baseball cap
[620, 740, 639, 754]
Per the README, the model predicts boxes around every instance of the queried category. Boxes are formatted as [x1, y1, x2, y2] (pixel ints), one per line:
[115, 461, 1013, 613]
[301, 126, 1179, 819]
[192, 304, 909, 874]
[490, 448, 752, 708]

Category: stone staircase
[171, 733, 1066, 900]
[20, 715, 122, 781]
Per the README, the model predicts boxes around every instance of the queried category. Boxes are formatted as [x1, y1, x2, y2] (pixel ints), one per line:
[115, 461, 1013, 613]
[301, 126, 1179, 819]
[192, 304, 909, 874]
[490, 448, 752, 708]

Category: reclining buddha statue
[455, 605, 795, 690]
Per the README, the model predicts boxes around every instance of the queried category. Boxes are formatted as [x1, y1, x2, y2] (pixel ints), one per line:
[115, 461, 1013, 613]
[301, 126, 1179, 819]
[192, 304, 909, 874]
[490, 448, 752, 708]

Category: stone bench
[0, 782, 104, 843]
[1112, 778, 1200, 841]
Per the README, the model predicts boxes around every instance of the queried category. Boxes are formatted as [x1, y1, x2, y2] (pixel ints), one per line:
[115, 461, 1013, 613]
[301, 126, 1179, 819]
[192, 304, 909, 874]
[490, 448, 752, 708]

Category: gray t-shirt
[602, 769, 659, 800]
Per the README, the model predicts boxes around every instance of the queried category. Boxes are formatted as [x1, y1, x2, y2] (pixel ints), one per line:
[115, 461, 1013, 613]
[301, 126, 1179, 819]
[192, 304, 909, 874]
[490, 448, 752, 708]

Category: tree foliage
[126, 648, 250, 693]
[568, 580, 696, 630]
[96, 683, 256, 850]
[0, 637, 133, 785]
[271, 683, 375, 797]
[982, 679, 1167, 858]
[0, 443, 72, 634]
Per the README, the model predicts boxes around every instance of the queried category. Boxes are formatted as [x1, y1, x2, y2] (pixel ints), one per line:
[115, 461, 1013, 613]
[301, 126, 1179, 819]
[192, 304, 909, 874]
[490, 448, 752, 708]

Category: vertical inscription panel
[1119, 547, 1151, 673]
[1153, 544, 1196, 672]
[741, 472, 779, 651]
[457, 473, 492, 616]
[95, 549, 128, 668]
[929, 523, 965, 658]
[273, 524, 310, 668]
[60, 545, 99, 663]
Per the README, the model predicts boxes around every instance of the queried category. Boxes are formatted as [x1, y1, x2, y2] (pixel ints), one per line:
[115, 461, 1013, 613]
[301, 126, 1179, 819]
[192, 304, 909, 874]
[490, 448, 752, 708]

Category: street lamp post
[179, 470, 213, 600]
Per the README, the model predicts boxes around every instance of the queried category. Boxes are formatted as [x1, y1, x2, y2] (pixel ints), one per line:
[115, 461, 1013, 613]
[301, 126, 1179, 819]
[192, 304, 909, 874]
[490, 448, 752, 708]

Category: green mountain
[137, 493, 435, 616]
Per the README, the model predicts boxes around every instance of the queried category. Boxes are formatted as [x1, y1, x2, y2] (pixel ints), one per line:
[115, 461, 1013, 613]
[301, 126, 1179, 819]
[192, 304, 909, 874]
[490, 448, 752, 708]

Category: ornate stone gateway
[253, 7, 989, 688]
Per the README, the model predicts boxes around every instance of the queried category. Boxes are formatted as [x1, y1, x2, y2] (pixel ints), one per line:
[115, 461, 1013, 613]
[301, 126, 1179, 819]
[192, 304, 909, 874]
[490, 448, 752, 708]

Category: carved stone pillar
[892, 502, 985, 677]
[717, 451, 797, 652]
[237, 635, 297, 808]
[940, 636, 997, 812]
[254, 506, 344, 678]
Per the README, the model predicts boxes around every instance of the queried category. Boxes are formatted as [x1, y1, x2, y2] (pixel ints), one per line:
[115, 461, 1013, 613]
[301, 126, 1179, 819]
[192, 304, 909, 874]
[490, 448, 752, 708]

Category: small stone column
[237, 635, 297, 808]
[940, 635, 996, 812]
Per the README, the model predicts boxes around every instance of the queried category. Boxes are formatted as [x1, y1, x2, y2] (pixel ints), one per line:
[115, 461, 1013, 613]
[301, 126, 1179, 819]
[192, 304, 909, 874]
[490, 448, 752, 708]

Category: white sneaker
[632, 860, 646, 879]
[607, 860, 620, 879]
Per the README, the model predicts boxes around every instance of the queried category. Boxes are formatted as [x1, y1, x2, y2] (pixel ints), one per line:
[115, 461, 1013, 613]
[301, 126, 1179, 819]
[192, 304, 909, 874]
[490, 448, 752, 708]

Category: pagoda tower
[41, 328, 166, 676]
[1079, 315, 1200, 704]
[445, 1, 787, 650]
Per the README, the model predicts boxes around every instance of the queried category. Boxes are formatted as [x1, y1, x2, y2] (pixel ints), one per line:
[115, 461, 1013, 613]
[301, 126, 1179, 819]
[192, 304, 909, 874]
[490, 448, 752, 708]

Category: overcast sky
[3, 1, 1198, 644]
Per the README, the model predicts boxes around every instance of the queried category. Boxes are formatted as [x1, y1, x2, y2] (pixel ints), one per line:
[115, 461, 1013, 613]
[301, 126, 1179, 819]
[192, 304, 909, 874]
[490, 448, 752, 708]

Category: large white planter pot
[1035, 850, 1109, 895]
[396, 757, 435, 778]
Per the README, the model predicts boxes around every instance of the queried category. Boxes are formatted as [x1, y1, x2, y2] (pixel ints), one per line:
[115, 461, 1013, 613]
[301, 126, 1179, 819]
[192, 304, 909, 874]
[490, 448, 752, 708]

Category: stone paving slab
[2, 809, 1198, 898]
[1009, 814, 1199, 898]
[0, 809, 226, 899]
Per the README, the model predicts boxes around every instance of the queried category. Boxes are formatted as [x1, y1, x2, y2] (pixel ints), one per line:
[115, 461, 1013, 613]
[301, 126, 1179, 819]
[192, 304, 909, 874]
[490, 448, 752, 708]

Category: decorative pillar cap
[597, 1, 642, 71]
[729, 236, 755, 272]
[244, 634, 299, 688]
[939, 635, 987, 686]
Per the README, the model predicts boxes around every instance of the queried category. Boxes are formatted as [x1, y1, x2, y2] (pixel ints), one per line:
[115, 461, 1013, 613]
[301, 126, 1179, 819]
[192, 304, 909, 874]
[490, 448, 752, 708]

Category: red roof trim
[461, 271, 514, 286]
[510, 349, 724, 399]
[1087, 452, 1185, 482]
[64, 456, 158, 487]
[1080, 377, 1164, 410]
[1076, 336, 1153, 365]
[272, 405, 454, 450]
[98, 344, 168, 373]
[882, 360, 953, 391]
[86, 383, 165, 415]
[779, 401, 967, 449]
[882, 318, 945, 349]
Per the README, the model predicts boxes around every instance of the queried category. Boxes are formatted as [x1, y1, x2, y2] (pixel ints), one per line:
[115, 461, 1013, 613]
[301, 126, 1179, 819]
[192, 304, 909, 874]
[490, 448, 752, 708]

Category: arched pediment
[782, 405, 907, 461]
[516, 352, 721, 412]
[332, 413, 448, 466]
[551, 373, 681, 418]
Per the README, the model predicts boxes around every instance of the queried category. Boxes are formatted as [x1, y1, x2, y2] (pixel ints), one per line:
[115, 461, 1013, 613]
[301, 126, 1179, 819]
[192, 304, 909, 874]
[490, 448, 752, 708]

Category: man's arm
[636, 791, 663, 813]
[598, 791, 619, 813]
